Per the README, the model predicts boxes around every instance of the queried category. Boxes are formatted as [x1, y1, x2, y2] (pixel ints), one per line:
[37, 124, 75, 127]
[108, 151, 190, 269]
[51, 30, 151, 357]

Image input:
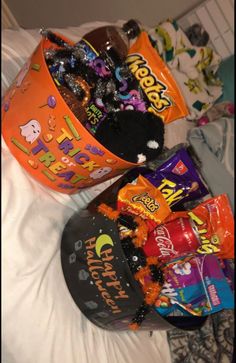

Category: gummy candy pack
[155, 254, 234, 317]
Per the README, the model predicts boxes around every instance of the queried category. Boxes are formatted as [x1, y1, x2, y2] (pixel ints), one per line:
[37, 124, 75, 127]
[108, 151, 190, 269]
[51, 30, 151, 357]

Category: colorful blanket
[149, 19, 223, 120]
[167, 308, 234, 363]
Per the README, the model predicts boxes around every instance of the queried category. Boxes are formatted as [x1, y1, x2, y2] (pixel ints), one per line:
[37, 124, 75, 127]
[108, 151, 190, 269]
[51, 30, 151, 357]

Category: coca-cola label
[153, 225, 177, 257]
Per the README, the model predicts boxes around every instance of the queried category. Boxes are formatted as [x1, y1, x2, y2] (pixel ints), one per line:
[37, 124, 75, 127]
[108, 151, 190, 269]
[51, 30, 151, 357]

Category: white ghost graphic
[20, 119, 41, 144]
[173, 262, 192, 276]
[90, 167, 112, 180]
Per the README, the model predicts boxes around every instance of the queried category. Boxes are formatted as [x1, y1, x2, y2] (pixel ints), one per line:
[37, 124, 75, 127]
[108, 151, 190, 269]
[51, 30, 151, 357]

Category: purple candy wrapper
[145, 148, 209, 208]
[155, 254, 234, 316]
[75, 40, 147, 134]
[218, 259, 234, 292]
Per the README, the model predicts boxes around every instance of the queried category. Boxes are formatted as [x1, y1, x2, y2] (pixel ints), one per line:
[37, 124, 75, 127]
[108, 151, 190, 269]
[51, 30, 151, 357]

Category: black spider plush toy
[95, 110, 165, 164]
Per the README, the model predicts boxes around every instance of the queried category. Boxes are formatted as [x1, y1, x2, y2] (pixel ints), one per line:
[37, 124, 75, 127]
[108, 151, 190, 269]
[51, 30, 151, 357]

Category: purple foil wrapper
[158, 254, 234, 316]
[145, 148, 209, 208]
[164, 254, 224, 288]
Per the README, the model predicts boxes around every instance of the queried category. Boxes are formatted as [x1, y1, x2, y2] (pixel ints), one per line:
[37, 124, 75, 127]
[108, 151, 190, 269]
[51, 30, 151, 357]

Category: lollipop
[39, 95, 57, 109]
[58, 85, 87, 123]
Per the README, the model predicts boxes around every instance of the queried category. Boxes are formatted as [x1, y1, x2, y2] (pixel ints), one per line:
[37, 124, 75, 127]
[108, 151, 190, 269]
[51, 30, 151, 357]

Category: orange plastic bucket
[2, 35, 139, 194]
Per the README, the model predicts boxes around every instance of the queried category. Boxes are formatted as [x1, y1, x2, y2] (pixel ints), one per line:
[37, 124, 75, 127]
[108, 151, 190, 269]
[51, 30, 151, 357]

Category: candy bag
[126, 31, 189, 123]
[117, 174, 171, 228]
[164, 194, 234, 259]
[145, 148, 209, 209]
[155, 254, 234, 317]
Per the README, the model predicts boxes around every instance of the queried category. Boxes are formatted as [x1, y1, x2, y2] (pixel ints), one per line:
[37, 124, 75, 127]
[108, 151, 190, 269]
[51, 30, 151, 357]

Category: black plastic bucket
[61, 168, 207, 330]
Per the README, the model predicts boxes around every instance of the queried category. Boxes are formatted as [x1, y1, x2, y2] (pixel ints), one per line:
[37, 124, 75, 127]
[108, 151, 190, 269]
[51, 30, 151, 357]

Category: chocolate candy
[58, 85, 87, 123]
[64, 74, 91, 106]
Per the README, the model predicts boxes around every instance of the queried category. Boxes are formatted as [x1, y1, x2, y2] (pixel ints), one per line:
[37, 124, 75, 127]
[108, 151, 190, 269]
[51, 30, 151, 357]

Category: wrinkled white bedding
[2, 21, 193, 363]
[2, 137, 172, 363]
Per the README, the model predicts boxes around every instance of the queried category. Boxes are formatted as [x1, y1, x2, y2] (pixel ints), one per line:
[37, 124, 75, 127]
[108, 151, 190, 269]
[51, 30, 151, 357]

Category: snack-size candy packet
[126, 31, 189, 123]
[117, 174, 171, 228]
[155, 254, 234, 317]
[145, 148, 209, 209]
[164, 194, 234, 259]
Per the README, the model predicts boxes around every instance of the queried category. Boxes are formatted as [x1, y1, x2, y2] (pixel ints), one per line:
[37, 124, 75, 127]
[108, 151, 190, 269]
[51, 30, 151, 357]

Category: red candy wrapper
[164, 194, 234, 259]
[143, 217, 200, 262]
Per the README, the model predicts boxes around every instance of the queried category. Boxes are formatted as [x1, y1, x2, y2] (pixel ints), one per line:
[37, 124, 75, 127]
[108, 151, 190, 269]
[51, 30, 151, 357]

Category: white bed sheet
[1, 22, 177, 363]
[2, 137, 172, 363]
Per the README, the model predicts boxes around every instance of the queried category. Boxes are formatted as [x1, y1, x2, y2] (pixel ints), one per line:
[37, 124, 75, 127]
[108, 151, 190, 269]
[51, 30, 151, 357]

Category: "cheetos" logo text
[126, 53, 172, 114]
[132, 192, 160, 213]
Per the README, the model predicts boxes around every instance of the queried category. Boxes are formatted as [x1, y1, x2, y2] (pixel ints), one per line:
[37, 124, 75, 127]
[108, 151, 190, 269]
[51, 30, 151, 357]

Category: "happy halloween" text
[85, 237, 129, 314]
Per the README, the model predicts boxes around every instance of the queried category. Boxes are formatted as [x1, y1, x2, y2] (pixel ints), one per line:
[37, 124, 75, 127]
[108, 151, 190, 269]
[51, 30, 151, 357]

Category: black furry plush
[95, 110, 165, 163]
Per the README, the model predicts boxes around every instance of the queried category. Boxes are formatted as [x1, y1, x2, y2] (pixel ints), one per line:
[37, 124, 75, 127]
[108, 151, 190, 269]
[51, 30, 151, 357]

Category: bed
[2, 7, 234, 363]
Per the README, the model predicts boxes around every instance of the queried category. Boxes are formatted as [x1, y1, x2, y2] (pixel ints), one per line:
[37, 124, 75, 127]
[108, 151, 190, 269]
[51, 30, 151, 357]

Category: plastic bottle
[80, 19, 141, 67]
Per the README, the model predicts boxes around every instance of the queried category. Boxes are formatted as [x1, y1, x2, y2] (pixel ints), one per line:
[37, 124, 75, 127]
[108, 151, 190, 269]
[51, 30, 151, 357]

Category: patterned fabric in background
[167, 308, 234, 363]
[148, 19, 223, 121]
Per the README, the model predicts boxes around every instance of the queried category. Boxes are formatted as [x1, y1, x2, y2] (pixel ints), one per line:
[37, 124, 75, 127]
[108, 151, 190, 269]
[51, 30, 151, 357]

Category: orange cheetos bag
[126, 31, 189, 123]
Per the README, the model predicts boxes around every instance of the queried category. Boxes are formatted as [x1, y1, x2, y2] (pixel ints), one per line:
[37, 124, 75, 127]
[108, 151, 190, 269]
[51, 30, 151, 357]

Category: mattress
[1, 22, 183, 363]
